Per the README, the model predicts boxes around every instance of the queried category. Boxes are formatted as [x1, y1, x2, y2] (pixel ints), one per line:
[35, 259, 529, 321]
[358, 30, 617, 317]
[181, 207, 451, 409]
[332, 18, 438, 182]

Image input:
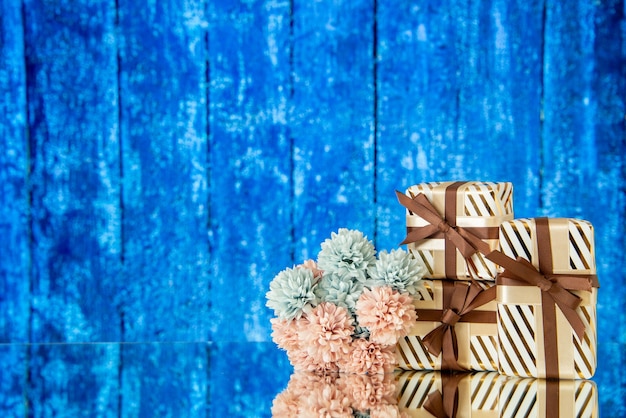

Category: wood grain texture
[26, 343, 119, 417]
[0, 1, 29, 342]
[208, 342, 291, 418]
[208, 0, 292, 342]
[24, 0, 122, 342]
[120, 343, 208, 416]
[118, 0, 210, 341]
[291, 0, 376, 258]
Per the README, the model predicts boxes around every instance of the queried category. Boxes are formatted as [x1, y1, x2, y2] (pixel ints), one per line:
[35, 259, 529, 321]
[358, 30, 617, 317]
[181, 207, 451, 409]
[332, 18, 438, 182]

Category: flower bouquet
[271, 371, 408, 418]
[266, 229, 426, 374]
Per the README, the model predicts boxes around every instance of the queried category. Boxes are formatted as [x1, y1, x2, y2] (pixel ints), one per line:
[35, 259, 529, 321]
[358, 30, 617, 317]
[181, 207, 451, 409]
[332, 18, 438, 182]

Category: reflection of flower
[266, 267, 318, 320]
[343, 338, 396, 375]
[298, 302, 354, 364]
[367, 249, 426, 296]
[356, 287, 416, 346]
[317, 229, 376, 282]
[272, 372, 399, 418]
[315, 272, 364, 313]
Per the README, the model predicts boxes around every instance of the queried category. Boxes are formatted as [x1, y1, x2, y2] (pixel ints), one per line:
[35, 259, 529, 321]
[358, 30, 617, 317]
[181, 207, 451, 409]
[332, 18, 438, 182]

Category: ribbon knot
[441, 309, 461, 326]
[537, 278, 553, 292]
[438, 221, 451, 233]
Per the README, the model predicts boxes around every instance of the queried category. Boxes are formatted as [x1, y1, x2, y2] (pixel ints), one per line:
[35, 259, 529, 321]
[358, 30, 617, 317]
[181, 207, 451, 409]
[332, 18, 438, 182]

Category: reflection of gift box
[398, 181, 513, 280]
[396, 280, 498, 372]
[396, 370, 504, 417]
[496, 218, 599, 379]
[499, 376, 599, 417]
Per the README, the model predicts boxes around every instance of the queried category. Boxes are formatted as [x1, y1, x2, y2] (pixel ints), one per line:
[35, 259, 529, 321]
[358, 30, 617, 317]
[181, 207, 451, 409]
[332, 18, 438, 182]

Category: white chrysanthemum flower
[314, 272, 364, 312]
[366, 249, 426, 296]
[317, 229, 376, 282]
[266, 267, 319, 320]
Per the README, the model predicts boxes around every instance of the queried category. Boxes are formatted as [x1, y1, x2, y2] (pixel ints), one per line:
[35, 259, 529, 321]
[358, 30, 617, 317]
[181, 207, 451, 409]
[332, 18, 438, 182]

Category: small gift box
[396, 280, 499, 372]
[397, 181, 514, 280]
[499, 376, 598, 417]
[396, 370, 504, 418]
[495, 218, 599, 379]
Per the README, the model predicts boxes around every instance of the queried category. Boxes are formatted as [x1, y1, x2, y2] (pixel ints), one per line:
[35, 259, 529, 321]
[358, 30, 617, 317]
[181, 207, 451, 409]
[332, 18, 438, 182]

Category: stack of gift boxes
[395, 181, 599, 417]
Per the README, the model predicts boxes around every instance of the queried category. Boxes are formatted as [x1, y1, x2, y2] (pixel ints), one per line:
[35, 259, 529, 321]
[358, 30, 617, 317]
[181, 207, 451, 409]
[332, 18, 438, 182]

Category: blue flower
[314, 272, 364, 312]
[266, 267, 318, 320]
[366, 249, 425, 295]
[317, 229, 376, 282]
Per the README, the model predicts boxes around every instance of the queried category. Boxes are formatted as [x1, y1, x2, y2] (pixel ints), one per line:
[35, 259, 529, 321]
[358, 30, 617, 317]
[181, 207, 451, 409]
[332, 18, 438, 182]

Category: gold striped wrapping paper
[404, 181, 513, 281]
[396, 280, 499, 372]
[497, 218, 598, 379]
[396, 370, 504, 418]
[499, 377, 598, 418]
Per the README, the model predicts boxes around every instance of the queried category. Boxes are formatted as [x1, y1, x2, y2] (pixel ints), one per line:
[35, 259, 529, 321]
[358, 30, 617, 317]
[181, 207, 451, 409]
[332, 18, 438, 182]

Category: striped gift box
[499, 376, 598, 417]
[496, 218, 598, 379]
[396, 370, 504, 417]
[396, 280, 499, 372]
[402, 181, 513, 281]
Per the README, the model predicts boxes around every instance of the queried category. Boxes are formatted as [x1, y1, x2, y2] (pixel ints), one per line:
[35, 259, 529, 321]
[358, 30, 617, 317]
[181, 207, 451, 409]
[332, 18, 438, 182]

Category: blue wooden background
[1, 0, 625, 415]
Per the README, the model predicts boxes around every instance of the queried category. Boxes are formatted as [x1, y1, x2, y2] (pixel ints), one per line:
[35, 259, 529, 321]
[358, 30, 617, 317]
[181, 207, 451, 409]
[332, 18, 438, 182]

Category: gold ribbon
[416, 282, 496, 371]
[423, 373, 466, 418]
[396, 183, 499, 278]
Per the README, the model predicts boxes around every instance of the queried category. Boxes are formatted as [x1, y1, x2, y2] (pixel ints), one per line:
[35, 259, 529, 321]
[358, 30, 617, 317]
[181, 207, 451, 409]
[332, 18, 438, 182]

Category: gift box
[396, 280, 499, 372]
[397, 181, 514, 280]
[495, 217, 599, 379]
[396, 370, 504, 417]
[499, 376, 598, 417]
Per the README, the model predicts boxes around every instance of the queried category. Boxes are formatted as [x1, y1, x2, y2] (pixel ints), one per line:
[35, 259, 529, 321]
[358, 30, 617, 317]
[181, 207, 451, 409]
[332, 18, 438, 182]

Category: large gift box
[397, 181, 513, 280]
[499, 376, 599, 417]
[396, 280, 499, 372]
[396, 370, 504, 417]
[495, 217, 599, 379]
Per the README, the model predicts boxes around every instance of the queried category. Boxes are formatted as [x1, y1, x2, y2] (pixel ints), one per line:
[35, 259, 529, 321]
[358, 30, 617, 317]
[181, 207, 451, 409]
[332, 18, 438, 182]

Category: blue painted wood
[120, 343, 208, 416]
[117, 0, 210, 341]
[27, 343, 119, 417]
[0, 345, 26, 416]
[291, 0, 376, 257]
[208, 342, 291, 418]
[0, 0, 29, 342]
[208, 0, 293, 342]
[24, 0, 122, 342]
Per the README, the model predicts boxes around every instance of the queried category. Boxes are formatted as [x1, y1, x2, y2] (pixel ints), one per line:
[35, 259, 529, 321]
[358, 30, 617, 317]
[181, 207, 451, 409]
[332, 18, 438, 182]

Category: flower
[317, 229, 376, 282]
[369, 405, 408, 418]
[366, 249, 426, 295]
[302, 381, 353, 418]
[314, 272, 364, 312]
[298, 302, 354, 364]
[342, 338, 396, 374]
[270, 318, 300, 352]
[340, 373, 397, 412]
[266, 267, 318, 320]
[356, 286, 416, 346]
[297, 259, 324, 282]
[271, 388, 300, 417]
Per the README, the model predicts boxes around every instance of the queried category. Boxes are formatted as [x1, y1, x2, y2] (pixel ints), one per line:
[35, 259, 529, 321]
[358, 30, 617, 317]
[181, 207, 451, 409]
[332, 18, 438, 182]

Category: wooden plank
[376, 1, 544, 251]
[0, 0, 29, 342]
[24, 0, 121, 342]
[208, 342, 291, 418]
[26, 343, 119, 417]
[542, 0, 625, 339]
[208, 0, 292, 342]
[120, 343, 208, 416]
[0, 345, 26, 415]
[118, 0, 210, 341]
[290, 0, 376, 256]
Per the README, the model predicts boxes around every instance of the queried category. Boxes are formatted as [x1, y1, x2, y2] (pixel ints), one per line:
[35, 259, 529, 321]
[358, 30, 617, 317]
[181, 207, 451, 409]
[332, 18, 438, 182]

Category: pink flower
[271, 389, 301, 417]
[369, 405, 407, 418]
[271, 318, 300, 352]
[339, 373, 397, 411]
[301, 381, 353, 418]
[298, 259, 324, 282]
[342, 338, 396, 374]
[356, 286, 416, 345]
[298, 302, 354, 364]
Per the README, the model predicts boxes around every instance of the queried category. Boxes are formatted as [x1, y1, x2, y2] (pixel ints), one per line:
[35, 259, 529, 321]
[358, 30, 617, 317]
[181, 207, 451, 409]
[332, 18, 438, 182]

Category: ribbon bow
[419, 282, 496, 370]
[396, 190, 478, 259]
[496, 256, 592, 340]
[423, 373, 466, 418]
